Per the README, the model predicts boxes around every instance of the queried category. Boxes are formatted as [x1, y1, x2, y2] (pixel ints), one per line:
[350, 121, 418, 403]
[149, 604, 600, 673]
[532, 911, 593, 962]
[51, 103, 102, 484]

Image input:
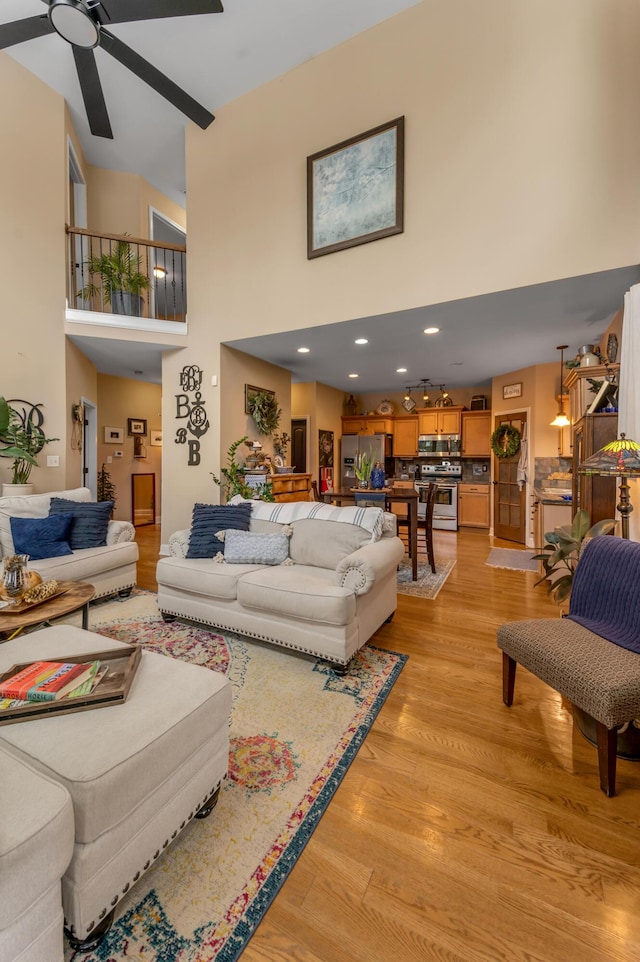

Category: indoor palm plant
[533, 508, 616, 606]
[79, 238, 149, 316]
[0, 397, 58, 488]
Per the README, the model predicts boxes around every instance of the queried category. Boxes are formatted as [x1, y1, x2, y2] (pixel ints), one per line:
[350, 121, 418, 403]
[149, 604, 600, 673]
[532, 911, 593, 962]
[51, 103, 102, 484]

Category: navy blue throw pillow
[49, 499, 113, 549]
[10, 514, 74, 560]
[186, 502, 253, 559]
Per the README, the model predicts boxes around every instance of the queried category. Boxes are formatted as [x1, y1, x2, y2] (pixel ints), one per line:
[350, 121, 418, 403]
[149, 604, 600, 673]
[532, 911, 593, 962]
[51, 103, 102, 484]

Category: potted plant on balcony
[80, 238, 149, 316]
[0, 397, 59, 494]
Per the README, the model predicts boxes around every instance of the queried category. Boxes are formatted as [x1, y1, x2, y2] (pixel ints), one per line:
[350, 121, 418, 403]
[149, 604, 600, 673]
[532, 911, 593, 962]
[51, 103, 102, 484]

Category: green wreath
[491, 424, 522, 459]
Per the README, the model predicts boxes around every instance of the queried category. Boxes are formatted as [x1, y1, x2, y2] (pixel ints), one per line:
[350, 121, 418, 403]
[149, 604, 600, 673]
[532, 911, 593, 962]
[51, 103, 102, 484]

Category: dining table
[320, 487, 419, 581]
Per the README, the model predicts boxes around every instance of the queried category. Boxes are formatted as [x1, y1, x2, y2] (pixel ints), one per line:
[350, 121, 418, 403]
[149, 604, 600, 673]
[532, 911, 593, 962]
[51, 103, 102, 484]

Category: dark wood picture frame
[307, 116, 405, 259]
[127, 418, 147, 436]
[244, 384, 275, 416]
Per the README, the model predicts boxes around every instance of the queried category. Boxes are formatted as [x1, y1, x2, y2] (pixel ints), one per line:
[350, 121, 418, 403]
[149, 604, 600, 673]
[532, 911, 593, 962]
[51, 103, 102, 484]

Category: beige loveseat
[0, 487, 138, 598]
[156, 500, 405, 669]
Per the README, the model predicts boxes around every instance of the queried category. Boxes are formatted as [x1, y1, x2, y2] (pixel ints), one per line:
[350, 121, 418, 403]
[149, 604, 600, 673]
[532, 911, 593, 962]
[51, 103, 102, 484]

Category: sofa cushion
[221, 529, 290, 565]
[30, 541, 138, 583]
[49, 499, 113, 549]
[10, 513, 74, 560]
[0, 487, 91, 557]
[237, 565, 357, 626]
[186, 503, 252, 559]
[156, 554, 262, 600]
[289, 518, 372, 569]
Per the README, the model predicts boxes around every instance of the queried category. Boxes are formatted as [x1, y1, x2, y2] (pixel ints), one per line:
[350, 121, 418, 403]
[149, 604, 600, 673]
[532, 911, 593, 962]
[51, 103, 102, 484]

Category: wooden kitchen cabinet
[417, 406, 463, 435]
[341, 416, 393, 434]
[565, 364, 620, 424]
[458, 483, 490, 527]
[393, 416, 419, 456]
[572, 413, 618, 524]
[461, 410, 492, 456]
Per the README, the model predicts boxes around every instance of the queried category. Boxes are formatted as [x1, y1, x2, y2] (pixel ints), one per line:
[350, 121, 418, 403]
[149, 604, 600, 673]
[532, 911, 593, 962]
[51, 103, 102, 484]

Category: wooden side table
[0, 581, 95, 641]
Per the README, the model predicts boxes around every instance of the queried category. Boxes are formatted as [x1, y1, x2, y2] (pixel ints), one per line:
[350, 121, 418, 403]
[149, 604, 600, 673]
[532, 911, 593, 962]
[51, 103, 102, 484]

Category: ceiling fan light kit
[0, 0, 223, 138]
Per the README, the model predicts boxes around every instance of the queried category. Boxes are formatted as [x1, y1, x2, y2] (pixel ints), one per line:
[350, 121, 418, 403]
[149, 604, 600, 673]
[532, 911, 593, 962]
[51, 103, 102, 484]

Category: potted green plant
[354, 452, 373, 488]
[0, 397, 59, 494]
[211, 437, 275, 502]
[79, 238, 149, 316]
[246, 390, 281, 436]
[97, 463, 117, 512]
[533, 508, 616, 606]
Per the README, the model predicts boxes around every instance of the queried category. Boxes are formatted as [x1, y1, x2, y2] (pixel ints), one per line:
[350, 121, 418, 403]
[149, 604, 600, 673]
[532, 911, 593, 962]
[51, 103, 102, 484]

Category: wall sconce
[153, 266, 167, 279]
[579, 434, 640, 539]
[133, 436, 147, 459]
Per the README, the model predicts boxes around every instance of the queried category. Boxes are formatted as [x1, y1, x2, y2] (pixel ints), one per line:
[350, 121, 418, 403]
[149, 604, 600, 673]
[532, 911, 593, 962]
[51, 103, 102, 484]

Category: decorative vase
[578, 345, 599, 367]
[370, 462, 385, 489]
[2, 554, 30, 599]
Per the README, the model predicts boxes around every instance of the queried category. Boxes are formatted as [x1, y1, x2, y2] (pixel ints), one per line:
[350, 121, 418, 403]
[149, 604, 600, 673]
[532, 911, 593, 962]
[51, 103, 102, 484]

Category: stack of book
[0, 659, 106, 710]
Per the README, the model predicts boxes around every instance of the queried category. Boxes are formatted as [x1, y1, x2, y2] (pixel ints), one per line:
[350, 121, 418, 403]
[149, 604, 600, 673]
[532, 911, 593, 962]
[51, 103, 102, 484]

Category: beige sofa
[156, 500, 405, 668]
[0, 487, 138, 598]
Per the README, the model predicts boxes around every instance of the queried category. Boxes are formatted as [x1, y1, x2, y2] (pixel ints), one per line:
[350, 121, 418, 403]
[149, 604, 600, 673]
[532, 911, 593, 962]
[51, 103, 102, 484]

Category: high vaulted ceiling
[5, 1, 636, 390]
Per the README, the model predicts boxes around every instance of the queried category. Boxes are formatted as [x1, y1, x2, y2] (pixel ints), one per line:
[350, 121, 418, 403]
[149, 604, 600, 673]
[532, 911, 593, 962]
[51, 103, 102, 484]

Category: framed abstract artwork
[307, 116, 405, 258]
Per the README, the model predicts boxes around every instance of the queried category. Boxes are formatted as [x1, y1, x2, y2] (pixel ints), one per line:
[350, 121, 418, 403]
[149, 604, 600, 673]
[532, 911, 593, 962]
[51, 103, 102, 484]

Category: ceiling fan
[0, 0, 223, 139]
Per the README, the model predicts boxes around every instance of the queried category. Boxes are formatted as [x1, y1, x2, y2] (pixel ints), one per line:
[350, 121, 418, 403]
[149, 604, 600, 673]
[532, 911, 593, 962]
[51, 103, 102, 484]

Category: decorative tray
[0, 585, 71, 614]
[0, 645, 142, 725]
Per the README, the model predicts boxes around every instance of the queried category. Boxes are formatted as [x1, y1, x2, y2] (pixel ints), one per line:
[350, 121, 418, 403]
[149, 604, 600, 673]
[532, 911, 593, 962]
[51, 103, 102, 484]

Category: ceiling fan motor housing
[48, 0, 100, 49]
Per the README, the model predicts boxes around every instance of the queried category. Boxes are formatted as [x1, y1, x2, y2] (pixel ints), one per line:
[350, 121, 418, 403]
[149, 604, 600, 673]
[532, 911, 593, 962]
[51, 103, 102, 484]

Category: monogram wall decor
[175, 365, 210, 466]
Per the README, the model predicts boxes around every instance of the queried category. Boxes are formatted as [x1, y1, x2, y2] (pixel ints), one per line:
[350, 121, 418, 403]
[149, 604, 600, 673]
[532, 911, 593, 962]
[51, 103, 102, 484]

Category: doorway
[493, 411, 527, 544]
[291, 419, 308, 473]
[149, 208, 187, 322]
[132, 473, 156, 526]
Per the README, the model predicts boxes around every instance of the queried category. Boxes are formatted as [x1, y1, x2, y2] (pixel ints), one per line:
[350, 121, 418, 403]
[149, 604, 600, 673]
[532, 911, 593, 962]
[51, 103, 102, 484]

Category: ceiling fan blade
[97, 0, 223, 25]
[99, 28, 214, 129]
[73, 45, 113, 139]
[0, 15, 53, 50]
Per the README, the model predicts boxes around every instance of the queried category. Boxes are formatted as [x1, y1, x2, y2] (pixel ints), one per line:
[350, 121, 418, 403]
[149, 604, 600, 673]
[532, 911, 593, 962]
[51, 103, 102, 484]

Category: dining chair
[354, 491, 388, 509]
[396, 482, 436, 573]
[311, 480, 321, 501]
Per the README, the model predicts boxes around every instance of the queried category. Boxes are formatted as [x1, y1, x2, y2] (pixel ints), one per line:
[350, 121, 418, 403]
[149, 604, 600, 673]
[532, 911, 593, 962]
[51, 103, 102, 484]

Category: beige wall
[97, 375, 162, 523]
[166, 0, 640, 538]
[64, 340, 98, 489]
[0, 54, 68, 494]
[86, 169, 186, 237]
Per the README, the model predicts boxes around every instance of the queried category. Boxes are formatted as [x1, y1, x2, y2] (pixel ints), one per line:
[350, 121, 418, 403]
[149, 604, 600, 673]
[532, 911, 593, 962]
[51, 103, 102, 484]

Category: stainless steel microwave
[418, 434, 461, 456]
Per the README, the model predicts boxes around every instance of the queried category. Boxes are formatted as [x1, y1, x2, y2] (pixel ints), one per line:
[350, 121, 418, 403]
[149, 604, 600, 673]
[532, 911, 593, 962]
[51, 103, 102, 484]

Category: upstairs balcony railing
[66, 227, 187, 323]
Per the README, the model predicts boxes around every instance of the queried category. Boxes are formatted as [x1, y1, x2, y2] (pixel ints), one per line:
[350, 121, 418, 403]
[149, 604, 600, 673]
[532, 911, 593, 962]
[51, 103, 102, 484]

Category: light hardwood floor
[134, 523, 640, 962]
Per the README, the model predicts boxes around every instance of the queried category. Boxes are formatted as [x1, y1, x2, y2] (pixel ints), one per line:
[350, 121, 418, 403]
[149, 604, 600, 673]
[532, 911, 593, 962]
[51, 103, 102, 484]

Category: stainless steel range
[415, 460, 462, 531]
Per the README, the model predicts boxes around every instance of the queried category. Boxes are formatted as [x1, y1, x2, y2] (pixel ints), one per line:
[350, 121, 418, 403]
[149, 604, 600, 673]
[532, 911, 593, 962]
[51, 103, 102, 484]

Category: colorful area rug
[485, 547, 538, 571]
[62, 591, 406, 962]
[396, 557, 456, 599]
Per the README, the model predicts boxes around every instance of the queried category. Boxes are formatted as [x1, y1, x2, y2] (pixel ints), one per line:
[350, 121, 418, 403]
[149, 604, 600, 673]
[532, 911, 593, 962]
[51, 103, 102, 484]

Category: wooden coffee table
[0, 581, 96, 641]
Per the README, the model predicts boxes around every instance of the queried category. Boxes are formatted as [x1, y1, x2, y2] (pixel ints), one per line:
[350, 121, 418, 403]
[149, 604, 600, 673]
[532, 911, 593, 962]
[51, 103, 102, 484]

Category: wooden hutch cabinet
[572, 413, 618, 524]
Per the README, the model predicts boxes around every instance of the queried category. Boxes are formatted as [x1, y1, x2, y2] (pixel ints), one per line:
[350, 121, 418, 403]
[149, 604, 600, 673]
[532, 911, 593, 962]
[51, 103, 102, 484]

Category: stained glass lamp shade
[579, 434, 640, 539]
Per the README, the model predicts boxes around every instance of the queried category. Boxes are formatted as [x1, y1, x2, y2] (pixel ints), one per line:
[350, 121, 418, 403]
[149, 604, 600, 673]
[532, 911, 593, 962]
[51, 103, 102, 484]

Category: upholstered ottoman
[0, 744, 74, 962]
[0, 624, 231, 949]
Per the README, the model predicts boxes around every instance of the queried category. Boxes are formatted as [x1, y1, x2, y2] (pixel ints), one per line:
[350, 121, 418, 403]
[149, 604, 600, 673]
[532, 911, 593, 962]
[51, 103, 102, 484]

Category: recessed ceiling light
[348, 373, 359, 378]
[354, 338, 368, 345]
[396, 367, 407, 373]
[297, 347, 310, 353]
[424, 327, 440, 335]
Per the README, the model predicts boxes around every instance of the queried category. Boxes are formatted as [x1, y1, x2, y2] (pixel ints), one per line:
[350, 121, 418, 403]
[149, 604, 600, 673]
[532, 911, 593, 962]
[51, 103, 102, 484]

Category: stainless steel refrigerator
[340, 434, 392, 488]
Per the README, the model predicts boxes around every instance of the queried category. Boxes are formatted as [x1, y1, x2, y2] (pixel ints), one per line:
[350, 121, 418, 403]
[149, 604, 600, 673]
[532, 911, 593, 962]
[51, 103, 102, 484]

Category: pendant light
[550, 345, 570, 428]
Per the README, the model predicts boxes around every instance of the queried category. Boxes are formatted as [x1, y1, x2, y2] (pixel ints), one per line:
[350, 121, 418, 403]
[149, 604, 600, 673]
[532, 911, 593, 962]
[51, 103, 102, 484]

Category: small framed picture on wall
[104, 426, 124, 444]
[128, 418, 147, 436]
